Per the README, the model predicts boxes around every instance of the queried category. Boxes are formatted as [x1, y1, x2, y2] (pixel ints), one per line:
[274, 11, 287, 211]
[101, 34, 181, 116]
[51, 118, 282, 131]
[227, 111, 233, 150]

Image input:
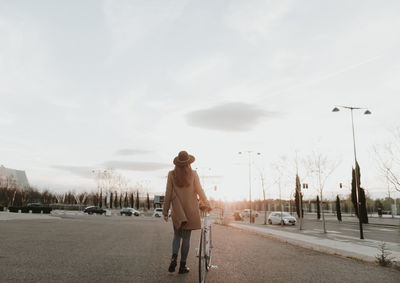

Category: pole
[279, 181, 283, 226]
[350, 109, 364, 239]
[261, 173, 266, 225]
[318, 167, 326, 233]
[299, 190, 303, 230]
[249, 152, 252, 223]
[386, 169, 393, 218]
[298, 182, 303, 230]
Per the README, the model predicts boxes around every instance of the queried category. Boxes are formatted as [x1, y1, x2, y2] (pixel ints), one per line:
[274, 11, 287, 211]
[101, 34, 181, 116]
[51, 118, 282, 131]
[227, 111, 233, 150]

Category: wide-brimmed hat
[173, 151, 195, 166]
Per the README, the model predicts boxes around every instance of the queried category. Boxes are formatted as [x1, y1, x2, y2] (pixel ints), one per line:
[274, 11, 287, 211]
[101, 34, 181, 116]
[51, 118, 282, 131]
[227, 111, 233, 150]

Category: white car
[268, 212, 297, 225]
[153, 208, 163, 217]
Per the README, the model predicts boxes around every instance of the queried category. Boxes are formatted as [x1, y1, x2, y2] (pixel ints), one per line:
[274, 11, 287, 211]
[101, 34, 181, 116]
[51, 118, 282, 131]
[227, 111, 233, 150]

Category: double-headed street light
[238, 151, 261, 224]
[332, 105, 371, 239]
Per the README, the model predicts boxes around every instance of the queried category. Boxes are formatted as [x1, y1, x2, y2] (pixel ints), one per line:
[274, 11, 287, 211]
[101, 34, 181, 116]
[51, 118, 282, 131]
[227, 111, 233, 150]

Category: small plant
[375, 242, 394, 267]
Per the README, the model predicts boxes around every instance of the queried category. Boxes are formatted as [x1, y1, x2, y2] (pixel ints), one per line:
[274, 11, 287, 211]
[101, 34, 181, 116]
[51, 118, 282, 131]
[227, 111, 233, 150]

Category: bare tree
[374, 128, 400, 193]
[259, 170, 267, 225]
[271, 156, 294, 226]
[304, 152, 339, 233]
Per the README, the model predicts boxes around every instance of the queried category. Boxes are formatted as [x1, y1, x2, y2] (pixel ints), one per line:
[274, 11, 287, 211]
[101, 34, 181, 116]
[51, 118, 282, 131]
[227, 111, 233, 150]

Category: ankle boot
[178, 261, 190, 274]
[168, 254, 177, 272]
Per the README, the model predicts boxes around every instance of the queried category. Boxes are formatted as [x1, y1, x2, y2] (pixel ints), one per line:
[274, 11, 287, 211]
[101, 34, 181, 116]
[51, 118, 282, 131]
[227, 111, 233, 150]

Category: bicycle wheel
[198, 229, 207, 283]
[206, 226, 212, 270]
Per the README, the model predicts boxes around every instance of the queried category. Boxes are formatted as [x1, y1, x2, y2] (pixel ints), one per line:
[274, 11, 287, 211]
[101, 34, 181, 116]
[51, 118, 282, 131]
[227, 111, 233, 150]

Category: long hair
[173, 164, 193, 187]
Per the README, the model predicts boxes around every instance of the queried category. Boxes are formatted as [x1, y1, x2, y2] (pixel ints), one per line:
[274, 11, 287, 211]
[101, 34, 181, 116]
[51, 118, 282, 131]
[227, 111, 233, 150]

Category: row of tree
[226, 195, 397, 214]
[295, 161, 370, 227]
[0, 185, 157, 211]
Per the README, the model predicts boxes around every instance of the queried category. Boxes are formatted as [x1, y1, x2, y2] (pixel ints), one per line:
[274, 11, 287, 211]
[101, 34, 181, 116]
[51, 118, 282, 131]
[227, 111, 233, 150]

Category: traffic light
[339, 183, 343, 189]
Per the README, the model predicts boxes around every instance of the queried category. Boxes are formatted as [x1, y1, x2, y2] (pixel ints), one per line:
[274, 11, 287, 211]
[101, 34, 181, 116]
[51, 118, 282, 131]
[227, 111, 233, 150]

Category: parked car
[26, 202, 42, 207]
[240, 209, 259, 218]
[233, 211, 243, 221]
[120, 207, 140, 216]
[84, 206, 106, 215]
[153, 208, 163, 217]
[268, 212, 296, 225]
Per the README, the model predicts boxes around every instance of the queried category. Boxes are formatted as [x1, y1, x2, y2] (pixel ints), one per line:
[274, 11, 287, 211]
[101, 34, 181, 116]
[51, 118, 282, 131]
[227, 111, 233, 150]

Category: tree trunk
[336, 195, 342, 222]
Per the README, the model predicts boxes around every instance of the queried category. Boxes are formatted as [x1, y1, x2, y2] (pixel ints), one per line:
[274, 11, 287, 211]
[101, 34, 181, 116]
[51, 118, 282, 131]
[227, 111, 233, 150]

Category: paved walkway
[230, 222, 400, 264]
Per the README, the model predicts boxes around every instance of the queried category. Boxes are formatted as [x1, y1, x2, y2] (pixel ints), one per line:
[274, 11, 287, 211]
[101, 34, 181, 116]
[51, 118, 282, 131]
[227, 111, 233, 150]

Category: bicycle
[197, 209, 213, 283]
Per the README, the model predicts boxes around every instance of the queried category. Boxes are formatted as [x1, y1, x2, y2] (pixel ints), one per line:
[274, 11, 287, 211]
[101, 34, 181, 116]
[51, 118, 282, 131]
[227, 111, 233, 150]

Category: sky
[1, 0, 400, 201]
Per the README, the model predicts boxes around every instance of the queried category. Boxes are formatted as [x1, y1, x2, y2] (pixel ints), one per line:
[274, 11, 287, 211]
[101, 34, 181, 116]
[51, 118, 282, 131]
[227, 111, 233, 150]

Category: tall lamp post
[332, 105, 371, 239]
[238, 151, 261, 224]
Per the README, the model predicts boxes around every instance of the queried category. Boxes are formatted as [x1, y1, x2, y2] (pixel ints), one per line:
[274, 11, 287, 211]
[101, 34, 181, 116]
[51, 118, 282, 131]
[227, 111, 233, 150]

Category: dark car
[26, 202, 42, 207]
[233, 211, 243, 221]
[84, 206, 106, 215]
[120, 208, 140, 216]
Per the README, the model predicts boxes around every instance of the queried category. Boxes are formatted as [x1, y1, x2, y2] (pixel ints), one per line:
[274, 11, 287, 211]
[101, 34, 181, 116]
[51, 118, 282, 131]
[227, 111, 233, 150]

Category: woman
[162, 151, 210, 274]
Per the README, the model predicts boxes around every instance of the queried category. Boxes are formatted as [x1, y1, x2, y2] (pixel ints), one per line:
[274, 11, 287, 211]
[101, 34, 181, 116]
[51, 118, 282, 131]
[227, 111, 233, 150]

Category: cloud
[115, 149, 152, 156]
[186, 102, 278, 132]
[102, 161, 170, 171]
[51, 165, 94, 179]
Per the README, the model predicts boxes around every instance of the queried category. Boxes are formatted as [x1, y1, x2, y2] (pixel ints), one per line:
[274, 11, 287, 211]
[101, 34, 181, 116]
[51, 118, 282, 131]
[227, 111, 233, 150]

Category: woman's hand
[199, 205, 212, 212]
[164, 215, 169, 222]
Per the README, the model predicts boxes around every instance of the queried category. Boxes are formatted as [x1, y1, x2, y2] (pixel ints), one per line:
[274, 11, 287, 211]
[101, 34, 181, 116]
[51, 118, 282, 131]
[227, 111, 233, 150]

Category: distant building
[0, 165, 30, 189]
[154, 195, 164, 208]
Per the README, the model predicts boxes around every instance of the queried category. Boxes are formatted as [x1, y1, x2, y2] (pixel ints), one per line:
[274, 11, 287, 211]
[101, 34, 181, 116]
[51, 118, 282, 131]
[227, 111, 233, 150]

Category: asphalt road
[0, 214, 399, 282]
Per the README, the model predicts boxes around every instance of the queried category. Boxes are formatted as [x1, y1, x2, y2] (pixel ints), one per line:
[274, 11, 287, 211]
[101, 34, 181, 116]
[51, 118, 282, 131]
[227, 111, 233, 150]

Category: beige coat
[162, 170, 209, 230]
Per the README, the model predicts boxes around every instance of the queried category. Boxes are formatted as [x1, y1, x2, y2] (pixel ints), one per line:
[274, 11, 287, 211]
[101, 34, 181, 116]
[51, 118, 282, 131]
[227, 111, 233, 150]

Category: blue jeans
[172, 227, 192, 262]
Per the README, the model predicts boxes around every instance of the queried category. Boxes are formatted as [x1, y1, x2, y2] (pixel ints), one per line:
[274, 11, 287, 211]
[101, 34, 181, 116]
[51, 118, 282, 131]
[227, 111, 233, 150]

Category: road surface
[0, 214, 399, 282]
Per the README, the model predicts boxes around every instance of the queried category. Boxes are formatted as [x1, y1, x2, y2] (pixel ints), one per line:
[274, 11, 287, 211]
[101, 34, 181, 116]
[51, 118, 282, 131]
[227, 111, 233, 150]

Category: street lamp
[238, 151, 261, 224]
[332, 105, 371, 239]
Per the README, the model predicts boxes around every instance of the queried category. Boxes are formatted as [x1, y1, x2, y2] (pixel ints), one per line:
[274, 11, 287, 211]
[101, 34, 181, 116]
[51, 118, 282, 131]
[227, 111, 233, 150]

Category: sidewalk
[229, 221, 400, 264]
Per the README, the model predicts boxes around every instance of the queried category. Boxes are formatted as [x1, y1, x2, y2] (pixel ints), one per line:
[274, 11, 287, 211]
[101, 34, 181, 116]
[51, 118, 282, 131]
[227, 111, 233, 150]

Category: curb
[223, 222, 400, 271]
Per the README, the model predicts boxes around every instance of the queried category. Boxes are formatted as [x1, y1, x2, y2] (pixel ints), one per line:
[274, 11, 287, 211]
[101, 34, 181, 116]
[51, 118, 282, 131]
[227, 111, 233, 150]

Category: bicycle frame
[201, 211, 212, 262]
[197, 210, 213, 283]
